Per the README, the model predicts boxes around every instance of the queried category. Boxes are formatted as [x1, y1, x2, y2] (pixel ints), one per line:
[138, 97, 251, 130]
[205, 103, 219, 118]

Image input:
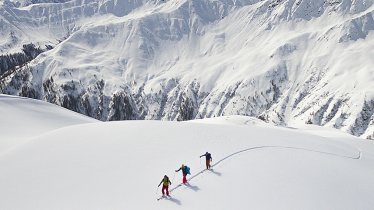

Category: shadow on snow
[185, 183, 200, 192]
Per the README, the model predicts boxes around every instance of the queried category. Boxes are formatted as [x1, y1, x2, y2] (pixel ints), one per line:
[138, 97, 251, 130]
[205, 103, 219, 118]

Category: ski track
[158, 145, 362, 200]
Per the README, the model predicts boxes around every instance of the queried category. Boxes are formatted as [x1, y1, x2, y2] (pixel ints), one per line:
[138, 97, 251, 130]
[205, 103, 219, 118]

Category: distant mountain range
[0, 0, 373, 139]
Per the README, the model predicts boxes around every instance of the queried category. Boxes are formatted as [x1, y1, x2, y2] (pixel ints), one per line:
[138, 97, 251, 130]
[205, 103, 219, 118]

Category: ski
[157, 195, 166, 201]
[157, 195, 171, 201]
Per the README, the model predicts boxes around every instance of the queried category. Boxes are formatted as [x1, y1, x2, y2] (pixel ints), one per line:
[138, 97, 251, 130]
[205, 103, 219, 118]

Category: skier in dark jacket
[200, 152, 212, 169]
[175, 164, 190, 184]
[158, 175, 171, 196]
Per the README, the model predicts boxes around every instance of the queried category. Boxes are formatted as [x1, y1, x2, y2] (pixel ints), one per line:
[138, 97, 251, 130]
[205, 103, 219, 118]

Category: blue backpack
[185, 166, 191, 175]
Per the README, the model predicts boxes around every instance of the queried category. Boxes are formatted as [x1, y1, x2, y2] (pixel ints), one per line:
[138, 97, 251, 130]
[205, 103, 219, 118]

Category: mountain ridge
[0, 0, 374, 139]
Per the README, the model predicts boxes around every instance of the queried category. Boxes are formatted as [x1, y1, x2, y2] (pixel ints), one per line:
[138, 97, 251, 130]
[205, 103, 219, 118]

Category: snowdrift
[0, 95, 374, 210]
[0, 94, 97, 152]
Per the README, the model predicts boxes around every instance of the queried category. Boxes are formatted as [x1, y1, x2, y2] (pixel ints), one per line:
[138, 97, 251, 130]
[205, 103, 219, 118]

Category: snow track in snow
[160, 144, 362, 200]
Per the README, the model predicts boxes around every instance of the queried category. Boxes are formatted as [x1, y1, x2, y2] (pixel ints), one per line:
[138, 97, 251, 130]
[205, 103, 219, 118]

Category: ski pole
[155, 185, 159, 196]
[171, 171, 176, 184]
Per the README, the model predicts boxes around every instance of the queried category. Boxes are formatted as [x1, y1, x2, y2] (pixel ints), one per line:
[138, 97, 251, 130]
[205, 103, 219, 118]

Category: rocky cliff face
[1, 0, 374, 139]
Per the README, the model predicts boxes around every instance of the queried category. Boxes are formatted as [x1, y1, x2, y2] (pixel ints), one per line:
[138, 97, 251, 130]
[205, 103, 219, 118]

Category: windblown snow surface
[1, 95, 374, 210]
[1, 0, 374, 139]
[0, 94, 97, 152]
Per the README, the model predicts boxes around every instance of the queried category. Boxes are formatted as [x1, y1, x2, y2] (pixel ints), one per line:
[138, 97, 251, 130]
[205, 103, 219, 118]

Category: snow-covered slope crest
[0, 99, 374, 209]
[1, 114, 374, 209]
[0, 0, 374, 139]
[0, 94, 97, 152]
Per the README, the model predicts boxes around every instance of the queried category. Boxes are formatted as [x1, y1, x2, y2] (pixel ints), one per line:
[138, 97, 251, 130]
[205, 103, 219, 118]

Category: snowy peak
[0, 0, 374, 139]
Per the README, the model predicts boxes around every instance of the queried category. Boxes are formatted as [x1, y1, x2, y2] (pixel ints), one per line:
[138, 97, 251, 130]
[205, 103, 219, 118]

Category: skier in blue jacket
[175, 164, 190, 184]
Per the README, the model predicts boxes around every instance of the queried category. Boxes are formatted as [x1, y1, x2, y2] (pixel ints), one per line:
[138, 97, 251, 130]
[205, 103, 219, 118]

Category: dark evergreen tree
[0, 43, 50, 80]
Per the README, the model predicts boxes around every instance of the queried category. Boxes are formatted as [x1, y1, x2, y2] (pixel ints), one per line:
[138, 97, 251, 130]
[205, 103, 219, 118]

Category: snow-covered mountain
[0, 0, 374, 139]
[1, 95, 374, 210]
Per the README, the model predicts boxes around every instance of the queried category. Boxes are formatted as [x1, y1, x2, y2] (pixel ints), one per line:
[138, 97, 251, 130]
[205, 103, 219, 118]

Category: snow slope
[0, 94, 97, 152]
[0, 0, 374, 139]
[0, 95, 374, 209]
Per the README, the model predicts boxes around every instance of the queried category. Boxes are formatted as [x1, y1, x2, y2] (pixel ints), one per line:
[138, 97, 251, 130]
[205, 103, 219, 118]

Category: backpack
[185, 166, 191, 175]
[163, 177, 170, 186]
